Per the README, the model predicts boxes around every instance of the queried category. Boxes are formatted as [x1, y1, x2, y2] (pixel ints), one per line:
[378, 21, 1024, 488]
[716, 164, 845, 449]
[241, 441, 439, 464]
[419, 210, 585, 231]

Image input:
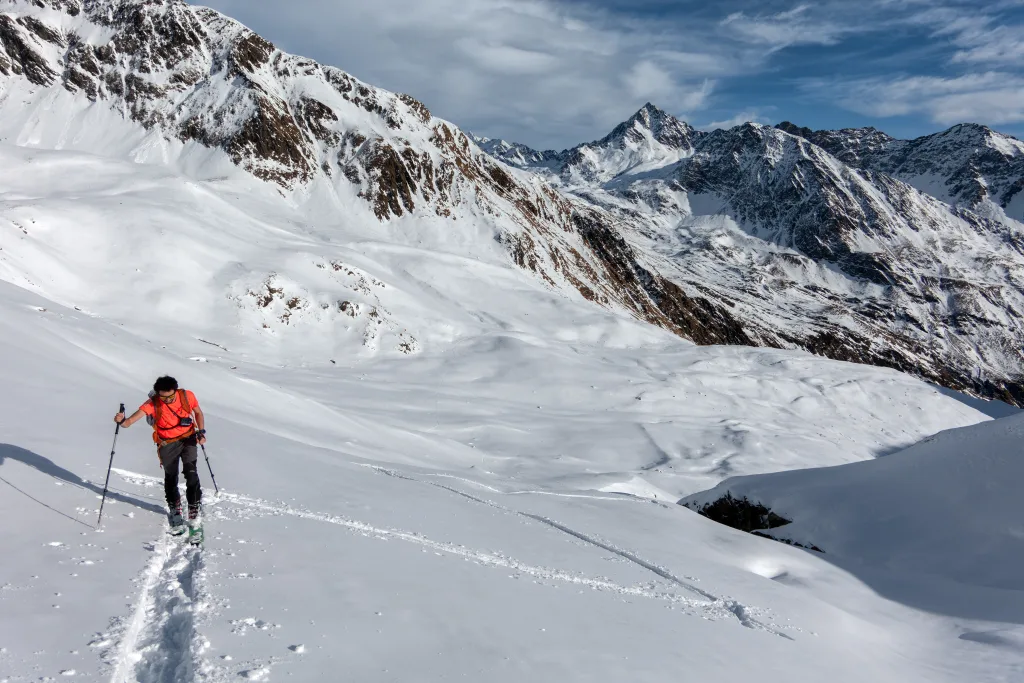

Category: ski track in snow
[365, 465, 787, 635]
[111, 468, 792, 646]
[107, 531, 205, 683]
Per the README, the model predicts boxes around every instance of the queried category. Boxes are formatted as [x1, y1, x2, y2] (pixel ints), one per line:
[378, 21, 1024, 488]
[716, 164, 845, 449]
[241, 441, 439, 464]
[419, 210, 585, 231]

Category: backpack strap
[152, 395, 161, 437]
[178, 389, 191, 416]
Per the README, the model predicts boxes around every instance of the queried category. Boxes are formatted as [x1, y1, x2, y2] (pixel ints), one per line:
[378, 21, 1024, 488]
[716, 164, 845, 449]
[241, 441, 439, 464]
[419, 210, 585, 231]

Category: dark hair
[153, 376, 179, 393]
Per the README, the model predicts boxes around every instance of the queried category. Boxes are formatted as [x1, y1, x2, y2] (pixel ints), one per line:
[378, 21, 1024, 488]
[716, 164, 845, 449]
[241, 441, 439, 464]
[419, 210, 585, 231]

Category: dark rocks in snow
[227, 93, 312, 185]
[0, 14, 58, 85]
[230, 32, 275, 74]
[684, 492, 791, 532]
[683, 492, 824, 552]
[358, 140, 424, 219]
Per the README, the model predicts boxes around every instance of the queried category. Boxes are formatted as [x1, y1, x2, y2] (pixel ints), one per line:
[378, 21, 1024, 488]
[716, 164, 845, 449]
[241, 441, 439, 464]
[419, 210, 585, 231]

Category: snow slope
[1, 146, 1022, 682]
[684, 413, 1024, 589]
[0, 2, 1021, 680]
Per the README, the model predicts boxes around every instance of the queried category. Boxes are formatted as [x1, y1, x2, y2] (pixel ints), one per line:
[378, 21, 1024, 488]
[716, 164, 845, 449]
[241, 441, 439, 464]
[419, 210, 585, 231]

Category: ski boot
[168, 505, 187, 536]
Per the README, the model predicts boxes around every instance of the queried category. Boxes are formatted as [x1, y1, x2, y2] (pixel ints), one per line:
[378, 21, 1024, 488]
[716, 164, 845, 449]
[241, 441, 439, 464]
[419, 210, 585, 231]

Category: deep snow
[1, 145, 1023, 682]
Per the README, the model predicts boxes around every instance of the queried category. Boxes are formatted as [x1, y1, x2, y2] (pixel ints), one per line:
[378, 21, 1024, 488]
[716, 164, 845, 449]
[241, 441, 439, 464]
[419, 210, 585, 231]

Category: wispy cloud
[699, 110, 770, 131]
[720, 4, 848, 50]
[949, 24, 1024, 65]
[903, 4, 1024, 66]
[203, 0, 740, 149]
[805, 72, 1024, 125]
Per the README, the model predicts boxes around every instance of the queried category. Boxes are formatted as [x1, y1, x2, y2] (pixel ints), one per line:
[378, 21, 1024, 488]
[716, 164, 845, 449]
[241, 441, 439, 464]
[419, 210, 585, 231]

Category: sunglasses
[158, 393, 177, 402]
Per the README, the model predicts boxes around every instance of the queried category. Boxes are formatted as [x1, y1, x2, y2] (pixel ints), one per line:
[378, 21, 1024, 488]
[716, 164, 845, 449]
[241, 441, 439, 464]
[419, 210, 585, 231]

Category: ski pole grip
[119, 403, 125, 413]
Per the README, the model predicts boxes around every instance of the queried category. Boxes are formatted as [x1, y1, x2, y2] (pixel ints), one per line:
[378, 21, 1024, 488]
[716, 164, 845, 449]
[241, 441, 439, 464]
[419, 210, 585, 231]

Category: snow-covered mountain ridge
[482, 112, 1024, 406]
[0, 0, 1022, 406]
[0, 0, 749, 355]
[776, 121, 1024, 214]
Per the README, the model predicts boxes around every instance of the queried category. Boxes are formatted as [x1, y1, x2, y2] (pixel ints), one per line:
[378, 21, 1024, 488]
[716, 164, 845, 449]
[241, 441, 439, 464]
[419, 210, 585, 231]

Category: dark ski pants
[159, 437, 201, 510]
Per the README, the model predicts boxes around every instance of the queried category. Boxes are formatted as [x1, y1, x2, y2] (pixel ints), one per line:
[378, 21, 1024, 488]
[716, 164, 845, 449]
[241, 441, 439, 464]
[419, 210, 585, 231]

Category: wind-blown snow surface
[0, 147, 1021, 681]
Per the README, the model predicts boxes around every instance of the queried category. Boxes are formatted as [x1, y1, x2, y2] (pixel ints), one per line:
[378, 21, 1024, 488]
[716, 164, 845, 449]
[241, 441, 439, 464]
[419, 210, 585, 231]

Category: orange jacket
[139, 390, 198, 441]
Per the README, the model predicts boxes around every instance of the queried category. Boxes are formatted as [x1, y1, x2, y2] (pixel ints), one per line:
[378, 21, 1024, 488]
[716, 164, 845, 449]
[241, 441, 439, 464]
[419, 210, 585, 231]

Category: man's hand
[116, 409, 144, 428]
[197, 431, 207, 446]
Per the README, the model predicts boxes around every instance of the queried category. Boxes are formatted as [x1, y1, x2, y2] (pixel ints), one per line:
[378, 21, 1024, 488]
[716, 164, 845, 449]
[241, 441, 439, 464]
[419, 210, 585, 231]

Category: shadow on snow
[0, 443, 166, 525]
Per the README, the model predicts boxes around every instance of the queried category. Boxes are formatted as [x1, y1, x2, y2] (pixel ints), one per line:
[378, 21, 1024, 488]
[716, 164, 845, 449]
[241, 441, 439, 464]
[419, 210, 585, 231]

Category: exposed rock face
[0, 0, 749, 355]
[1, 0, 1022, 405]
[486, 114, 1024, 405]
[776, 121, 1024, 218]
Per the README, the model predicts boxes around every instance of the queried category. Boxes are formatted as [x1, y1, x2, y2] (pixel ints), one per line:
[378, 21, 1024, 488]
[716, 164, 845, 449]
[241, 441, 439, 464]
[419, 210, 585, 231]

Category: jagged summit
[774, 121, 1024, 213]
[478, 102, 700, 185]
[597, 102, 698, 151]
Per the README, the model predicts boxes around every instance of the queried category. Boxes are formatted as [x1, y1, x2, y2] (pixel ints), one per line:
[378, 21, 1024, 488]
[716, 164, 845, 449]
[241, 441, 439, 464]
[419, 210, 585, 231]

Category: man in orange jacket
[114, 376, 207, 526]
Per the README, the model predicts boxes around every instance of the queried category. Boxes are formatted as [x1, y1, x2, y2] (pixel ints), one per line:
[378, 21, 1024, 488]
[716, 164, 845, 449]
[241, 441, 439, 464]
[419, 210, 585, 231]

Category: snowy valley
[0, 1, 1023, 682]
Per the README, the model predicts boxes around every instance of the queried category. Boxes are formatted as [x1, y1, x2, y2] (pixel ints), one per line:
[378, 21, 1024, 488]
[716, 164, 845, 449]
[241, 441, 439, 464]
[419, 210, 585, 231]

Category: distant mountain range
[475, 107, 1024, 406]
[1, 0, 1022, 405]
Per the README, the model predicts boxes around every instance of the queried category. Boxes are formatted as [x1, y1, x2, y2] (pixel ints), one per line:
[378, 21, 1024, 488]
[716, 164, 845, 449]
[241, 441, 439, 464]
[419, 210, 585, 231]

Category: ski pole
[200, 443, 220, 495]
[97, 403, 125, 527]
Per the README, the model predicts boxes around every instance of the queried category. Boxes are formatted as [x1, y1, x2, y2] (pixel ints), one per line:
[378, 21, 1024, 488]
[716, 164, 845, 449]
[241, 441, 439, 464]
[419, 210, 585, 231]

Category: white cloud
[904, 5, 1024, 66]
[699, 110, 770, 131]
[454, 40, 558, 76]
[720, 4, 847, 50]
[626, 61, 714, 108]
[807, 72, 1024, 125]
[950, 25, 1024, 65]
[202, 0, 739, 149]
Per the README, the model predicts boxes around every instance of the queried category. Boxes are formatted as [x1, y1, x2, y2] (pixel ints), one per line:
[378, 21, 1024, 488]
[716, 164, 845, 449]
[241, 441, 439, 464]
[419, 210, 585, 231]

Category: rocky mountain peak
[600, 102, 697, 151]
[785, 123, 1024, 212]
[0, 0, 755, 361]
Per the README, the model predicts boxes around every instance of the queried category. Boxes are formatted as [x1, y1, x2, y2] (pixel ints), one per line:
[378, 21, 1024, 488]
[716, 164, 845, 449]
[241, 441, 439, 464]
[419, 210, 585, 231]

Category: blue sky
[203, 0, 1024, 150]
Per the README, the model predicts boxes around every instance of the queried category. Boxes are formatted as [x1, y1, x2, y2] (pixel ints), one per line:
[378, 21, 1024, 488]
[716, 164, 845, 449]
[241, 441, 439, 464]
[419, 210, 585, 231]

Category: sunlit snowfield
[1, 145, 1021, 682]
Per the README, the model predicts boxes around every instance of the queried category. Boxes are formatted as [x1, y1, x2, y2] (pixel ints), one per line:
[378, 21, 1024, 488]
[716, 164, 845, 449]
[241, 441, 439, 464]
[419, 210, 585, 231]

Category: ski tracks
[106, 533, 210, 683]
[365, 465, 793, 637]
[109, 466, 792, 682]
[103, 471, 214, 683]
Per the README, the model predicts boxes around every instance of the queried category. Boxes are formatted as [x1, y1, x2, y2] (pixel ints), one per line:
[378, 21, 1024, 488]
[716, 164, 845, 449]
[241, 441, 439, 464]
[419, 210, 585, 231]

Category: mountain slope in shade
[484, 114, 1024, 405]
[684, 412, 1024, 591]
